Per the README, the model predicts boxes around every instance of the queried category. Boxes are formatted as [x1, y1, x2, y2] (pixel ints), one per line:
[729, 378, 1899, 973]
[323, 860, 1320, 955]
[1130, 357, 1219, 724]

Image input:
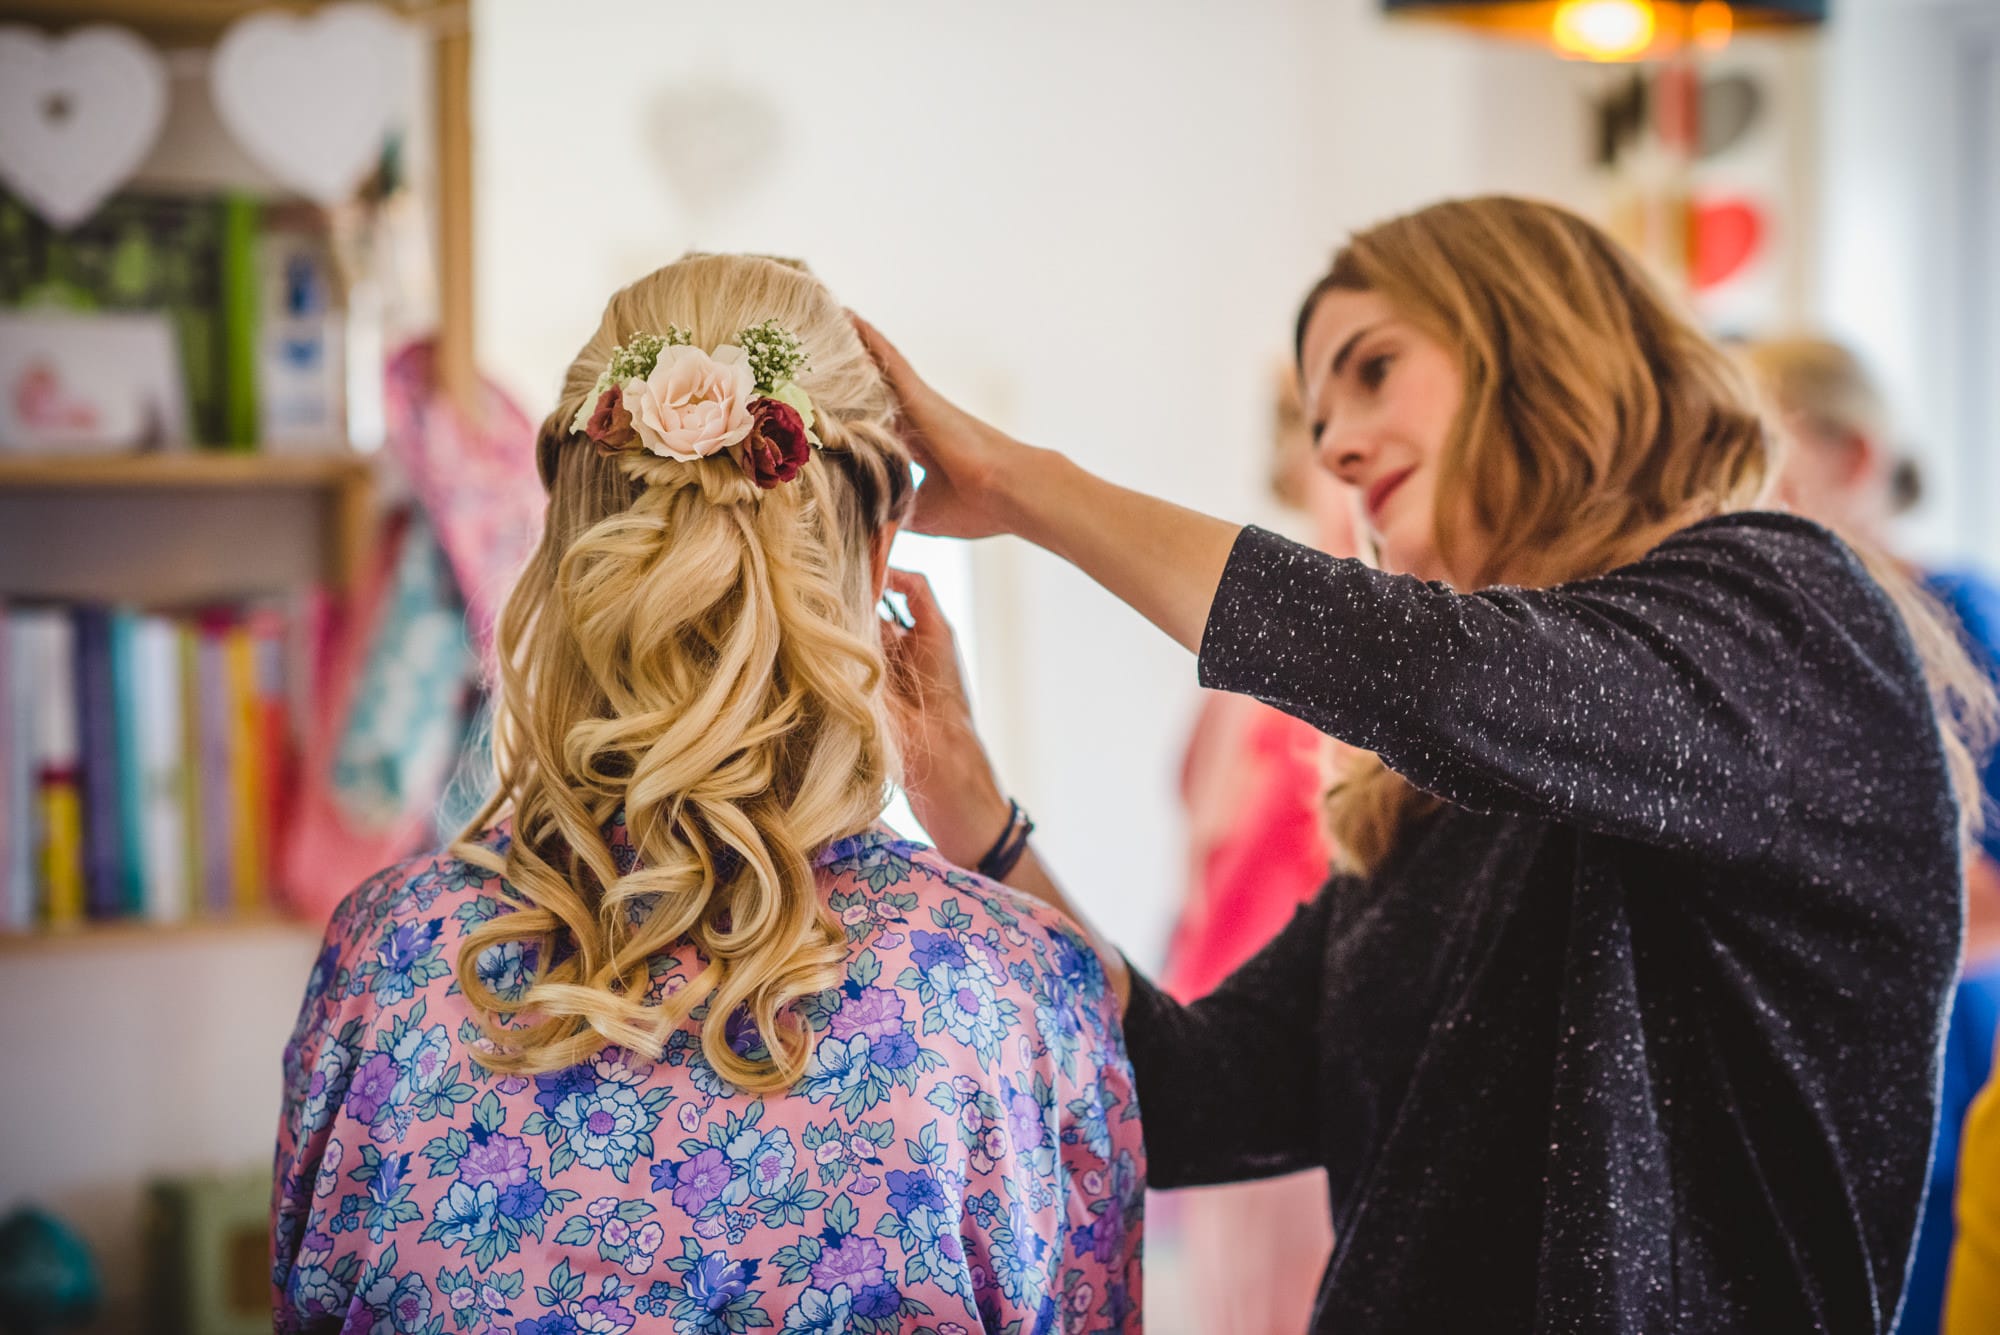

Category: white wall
[0, 928, 323, 1331]
[473, 0, 1578, 963]
[1814, 0, 2000, 568]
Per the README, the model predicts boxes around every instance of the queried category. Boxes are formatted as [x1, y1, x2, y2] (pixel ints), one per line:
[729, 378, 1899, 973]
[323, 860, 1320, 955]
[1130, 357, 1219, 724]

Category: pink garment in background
[1158, 690, 1336, 1335]
[281, 341, 544, 922]
[1163, 692, 1333, 1001]
[382, 339, 544, 655]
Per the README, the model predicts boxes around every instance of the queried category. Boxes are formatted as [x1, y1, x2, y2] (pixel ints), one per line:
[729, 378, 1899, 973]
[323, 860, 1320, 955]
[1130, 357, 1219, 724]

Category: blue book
[109, 608, 148, 915]
[72, 606, 127, 920]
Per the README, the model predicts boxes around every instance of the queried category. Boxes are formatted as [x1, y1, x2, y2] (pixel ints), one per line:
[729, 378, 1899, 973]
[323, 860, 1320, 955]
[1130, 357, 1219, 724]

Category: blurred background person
[1747, 336, 2000, 1335]
[1155, 367, 1349, 1335]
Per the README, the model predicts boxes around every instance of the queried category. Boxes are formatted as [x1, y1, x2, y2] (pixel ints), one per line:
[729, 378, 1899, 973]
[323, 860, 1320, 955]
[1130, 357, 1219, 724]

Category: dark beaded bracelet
[975, 799, 1035, 881]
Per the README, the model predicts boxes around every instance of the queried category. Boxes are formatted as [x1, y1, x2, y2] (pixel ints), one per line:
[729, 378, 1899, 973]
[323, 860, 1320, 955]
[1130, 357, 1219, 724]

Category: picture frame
[0, 309, 189, 454]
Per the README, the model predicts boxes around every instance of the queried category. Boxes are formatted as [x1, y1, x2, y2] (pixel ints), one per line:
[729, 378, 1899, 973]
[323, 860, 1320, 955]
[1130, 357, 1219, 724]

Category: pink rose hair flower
[626, 344, 756, 462]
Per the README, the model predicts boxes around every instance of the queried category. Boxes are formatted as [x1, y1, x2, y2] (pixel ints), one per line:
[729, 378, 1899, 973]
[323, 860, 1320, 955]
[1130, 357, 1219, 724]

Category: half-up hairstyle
[455, 254, 915, 1092]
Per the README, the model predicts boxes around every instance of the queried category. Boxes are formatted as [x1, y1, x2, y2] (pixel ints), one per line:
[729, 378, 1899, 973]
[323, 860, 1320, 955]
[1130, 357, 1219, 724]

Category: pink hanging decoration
[382, 338, 544, 654]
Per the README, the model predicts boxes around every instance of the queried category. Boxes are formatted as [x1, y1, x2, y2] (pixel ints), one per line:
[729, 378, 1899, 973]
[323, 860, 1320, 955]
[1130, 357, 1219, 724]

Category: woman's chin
[1374, 529, 1435, 581]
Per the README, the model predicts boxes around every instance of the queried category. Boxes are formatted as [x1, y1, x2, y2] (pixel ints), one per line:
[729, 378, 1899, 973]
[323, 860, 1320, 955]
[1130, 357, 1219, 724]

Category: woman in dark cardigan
[864, 197, 1993, 1333]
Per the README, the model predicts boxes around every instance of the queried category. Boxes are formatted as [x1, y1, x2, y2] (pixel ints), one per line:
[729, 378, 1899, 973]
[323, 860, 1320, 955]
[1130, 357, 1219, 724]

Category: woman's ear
[870, 524, 901, 600]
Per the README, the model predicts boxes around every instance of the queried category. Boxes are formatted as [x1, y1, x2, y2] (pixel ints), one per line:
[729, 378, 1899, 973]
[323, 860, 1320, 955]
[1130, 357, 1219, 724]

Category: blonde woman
[864, 197, 1995, 1332]
[272, 255, 1143, 1334]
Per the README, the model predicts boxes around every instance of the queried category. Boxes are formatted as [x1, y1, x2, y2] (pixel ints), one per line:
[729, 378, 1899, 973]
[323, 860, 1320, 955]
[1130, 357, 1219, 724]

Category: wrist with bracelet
[974, 798, 1035, 881]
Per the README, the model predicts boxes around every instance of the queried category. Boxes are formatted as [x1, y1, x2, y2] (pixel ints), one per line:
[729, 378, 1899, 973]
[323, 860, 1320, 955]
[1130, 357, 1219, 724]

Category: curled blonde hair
[454, 254, 914, 1091]
[1296, 197, 1993, 875]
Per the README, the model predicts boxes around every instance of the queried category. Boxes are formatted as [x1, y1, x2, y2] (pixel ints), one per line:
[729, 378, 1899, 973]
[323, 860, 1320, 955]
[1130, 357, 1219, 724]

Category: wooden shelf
[0, 910, 320, 955]
[0, 450, 376, 595]
[0, 449, 367, 489]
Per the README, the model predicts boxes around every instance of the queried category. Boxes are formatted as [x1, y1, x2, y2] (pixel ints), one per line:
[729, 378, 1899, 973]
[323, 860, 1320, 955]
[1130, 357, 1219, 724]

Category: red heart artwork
[1692, 198, 1764, 291]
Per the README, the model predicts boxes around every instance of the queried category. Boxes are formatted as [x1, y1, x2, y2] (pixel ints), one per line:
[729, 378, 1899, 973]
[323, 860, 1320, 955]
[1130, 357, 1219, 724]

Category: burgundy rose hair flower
[740, 397, 812, 489]
[582, 386, 636, 453]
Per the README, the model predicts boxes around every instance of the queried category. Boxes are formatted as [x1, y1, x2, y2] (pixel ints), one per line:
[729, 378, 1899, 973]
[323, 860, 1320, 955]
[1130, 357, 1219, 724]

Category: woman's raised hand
[852, 314, 1029, 540]
[879, 568, 1012, 869]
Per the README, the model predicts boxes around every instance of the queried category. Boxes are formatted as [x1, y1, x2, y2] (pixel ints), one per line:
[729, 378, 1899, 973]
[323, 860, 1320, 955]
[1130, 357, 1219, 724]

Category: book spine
[110, 608, 148, 915]
[250, 609, 291, 906]
[178, 622, 205, 919]
[195, 618, 234, 915]
[34, 614, 84, 928]
[136, 617, 188, 925]
[219, 193, 262, 452]
[0, 609, 23, 933]
[225, 622, 262, 913]
[72, 607, 125, 919]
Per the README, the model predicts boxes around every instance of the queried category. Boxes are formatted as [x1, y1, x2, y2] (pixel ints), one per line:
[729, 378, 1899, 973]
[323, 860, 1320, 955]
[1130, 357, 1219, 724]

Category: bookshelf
[0, 11, 483, 1332]
[9, 0, 481, 414]
[0, 449, 374, 946]
[1, 0, 480, 977]
[0, 450, 375, 604]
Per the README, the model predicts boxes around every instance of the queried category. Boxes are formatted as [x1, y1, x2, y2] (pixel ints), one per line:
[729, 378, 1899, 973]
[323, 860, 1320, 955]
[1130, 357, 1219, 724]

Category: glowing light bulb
[1691, 0, 1734, 50]
[1551, 0, 1658, 61]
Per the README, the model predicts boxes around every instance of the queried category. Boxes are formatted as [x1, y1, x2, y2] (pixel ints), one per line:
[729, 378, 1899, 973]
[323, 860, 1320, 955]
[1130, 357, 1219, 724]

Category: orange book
[225, 621, 263, 914]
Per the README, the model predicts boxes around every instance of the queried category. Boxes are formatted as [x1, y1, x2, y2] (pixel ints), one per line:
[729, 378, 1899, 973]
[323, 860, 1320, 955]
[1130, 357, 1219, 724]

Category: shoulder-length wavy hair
[1295, 196, 1992, 875]
[453, 254, 914, 1091]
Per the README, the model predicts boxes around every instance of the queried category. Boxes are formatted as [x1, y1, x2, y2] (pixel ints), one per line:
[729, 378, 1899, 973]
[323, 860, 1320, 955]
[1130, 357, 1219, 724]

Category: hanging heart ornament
[0, 25, 168, 229]
[210, 2, 404, 206]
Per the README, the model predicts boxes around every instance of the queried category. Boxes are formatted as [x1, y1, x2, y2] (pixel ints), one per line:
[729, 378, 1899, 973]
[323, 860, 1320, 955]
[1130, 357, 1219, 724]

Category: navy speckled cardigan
[1122, 513, 1961, 1333]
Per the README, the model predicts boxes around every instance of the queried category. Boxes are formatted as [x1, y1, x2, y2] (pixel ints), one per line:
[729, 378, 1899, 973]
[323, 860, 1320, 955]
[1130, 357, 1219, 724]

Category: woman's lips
[1364, 467, 1414, 523]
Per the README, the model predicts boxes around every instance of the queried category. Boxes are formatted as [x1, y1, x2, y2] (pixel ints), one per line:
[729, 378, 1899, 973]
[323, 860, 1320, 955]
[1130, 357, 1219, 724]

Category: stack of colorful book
[0, 600, 306, 933]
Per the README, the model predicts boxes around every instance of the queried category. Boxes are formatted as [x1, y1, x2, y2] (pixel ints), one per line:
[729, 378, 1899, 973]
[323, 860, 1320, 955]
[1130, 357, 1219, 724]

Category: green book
[218, 193, 261, 451]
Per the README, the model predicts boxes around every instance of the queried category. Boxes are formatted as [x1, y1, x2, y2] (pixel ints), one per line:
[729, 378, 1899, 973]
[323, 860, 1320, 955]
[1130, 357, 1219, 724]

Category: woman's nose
[1317, 427, 1371, 485]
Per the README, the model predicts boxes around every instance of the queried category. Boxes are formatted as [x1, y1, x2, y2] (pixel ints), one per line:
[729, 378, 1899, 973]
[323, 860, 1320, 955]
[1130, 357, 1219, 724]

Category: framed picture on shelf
[0, 309, 189, 454]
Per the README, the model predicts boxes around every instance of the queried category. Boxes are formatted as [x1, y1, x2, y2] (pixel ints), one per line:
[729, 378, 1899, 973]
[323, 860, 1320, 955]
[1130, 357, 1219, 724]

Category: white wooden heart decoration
[210, 2, 404, 206]
[0, 25, 168, 229]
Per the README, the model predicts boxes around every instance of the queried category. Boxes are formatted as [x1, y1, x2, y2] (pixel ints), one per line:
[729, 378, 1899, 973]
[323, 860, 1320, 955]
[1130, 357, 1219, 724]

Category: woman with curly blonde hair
[272, 254, 1142, 1334]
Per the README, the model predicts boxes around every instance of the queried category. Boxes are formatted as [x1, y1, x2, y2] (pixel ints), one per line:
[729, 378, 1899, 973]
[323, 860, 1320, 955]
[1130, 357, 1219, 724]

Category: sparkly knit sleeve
[1196, 516, 1935, 863]
[1119, 889, 1336, 1188]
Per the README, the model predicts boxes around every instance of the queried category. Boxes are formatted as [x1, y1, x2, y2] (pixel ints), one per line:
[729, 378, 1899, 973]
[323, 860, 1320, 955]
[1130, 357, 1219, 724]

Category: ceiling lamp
[1381, 0, 1825, 61]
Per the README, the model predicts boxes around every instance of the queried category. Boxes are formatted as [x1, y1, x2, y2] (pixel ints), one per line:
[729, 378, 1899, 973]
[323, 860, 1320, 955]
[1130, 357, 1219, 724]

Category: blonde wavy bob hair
[1297, 197, 1993, 876]
[453, 254, 914, 1091]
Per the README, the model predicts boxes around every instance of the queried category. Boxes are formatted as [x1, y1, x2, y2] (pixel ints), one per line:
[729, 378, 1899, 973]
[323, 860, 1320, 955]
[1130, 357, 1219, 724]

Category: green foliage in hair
[737, 320, 810, 395]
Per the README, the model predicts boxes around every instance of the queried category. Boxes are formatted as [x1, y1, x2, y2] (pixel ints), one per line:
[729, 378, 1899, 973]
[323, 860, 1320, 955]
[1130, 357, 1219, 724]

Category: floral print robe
[273, 823, 1144, 1335]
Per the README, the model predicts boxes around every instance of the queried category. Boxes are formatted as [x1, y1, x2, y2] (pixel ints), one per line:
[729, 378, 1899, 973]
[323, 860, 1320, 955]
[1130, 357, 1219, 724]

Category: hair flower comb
[570, 321, 821, 489]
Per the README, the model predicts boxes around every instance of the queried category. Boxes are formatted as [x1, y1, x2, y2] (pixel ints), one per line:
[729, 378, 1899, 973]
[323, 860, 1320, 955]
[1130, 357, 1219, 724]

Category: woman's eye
[1359, 354, 1392, 390]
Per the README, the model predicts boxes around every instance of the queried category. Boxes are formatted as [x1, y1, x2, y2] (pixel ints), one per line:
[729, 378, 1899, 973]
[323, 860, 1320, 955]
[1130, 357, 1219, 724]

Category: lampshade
[1383, 0, 1827, 61]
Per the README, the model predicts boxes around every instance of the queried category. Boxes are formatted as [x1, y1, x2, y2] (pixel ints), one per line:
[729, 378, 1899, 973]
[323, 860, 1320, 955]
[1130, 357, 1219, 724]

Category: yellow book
[25, 611, 84, 928]
[224, 623, 262, 914]
[40, 779, 84, 927]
